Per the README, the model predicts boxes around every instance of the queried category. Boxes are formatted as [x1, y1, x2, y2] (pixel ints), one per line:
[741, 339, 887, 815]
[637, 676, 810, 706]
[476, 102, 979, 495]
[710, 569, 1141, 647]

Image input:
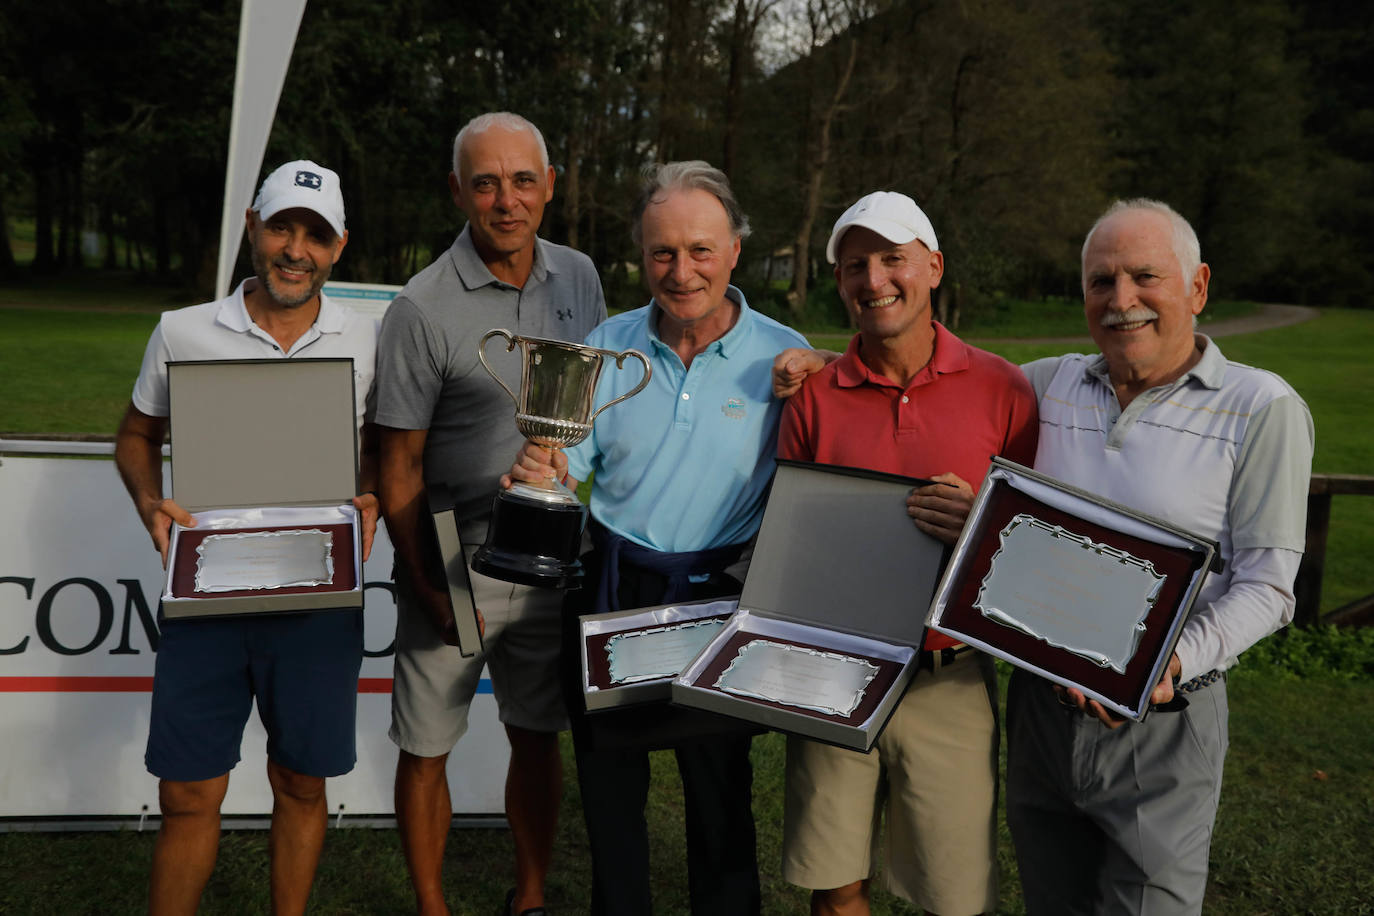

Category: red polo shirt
[779, 321, 1038, 650]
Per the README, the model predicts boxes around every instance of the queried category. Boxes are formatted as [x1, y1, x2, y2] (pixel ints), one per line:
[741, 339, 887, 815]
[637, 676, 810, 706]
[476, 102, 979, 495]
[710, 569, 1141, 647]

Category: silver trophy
[470, 329, 651, 587]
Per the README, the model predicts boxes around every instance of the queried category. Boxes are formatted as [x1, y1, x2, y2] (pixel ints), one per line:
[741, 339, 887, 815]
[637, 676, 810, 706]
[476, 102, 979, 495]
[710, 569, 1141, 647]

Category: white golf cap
[825, 191, 938, 263]
[252, 160, 346, 238]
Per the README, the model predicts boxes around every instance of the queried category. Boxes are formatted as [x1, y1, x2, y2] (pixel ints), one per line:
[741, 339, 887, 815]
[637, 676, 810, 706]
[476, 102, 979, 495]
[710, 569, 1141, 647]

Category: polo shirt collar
[645, 285, 753, 359]
[213, 278, 346, 337]
[834, 320, 969, 390]
[450, 224, 552, 291]
[1083, 332, 1225, 392]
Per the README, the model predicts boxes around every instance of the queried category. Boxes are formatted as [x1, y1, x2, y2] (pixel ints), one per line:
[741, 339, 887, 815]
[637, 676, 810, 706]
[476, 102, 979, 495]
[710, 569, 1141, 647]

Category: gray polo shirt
[1022, 336, 1313, 678]
[372, 226, 606, 540]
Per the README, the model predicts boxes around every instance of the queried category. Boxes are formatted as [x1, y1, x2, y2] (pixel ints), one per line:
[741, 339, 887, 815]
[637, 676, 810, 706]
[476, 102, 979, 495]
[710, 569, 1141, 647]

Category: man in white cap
[775, 190, 1038, 915]
[115, 159, 377, 916]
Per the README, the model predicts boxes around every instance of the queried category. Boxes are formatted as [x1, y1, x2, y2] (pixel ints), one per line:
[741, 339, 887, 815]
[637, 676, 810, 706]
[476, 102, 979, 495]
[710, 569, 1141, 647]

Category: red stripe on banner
[0, 677, 396, 694]
[0, 676, 155, 692]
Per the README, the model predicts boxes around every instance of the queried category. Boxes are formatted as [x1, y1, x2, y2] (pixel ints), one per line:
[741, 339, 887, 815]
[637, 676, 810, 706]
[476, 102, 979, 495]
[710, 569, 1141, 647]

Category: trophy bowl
[471, 329, 651, 588]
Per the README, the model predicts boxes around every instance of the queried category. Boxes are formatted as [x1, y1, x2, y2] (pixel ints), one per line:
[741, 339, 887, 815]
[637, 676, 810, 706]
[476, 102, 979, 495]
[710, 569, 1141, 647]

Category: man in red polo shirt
[777, 191, 1037, 916]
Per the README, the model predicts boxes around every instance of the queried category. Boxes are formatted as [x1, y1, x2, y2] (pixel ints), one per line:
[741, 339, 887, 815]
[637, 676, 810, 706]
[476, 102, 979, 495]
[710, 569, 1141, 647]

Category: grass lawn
[1, 277, 1370, 913]
[0, 308, 161, 435]
[3, 671, 1369, 915]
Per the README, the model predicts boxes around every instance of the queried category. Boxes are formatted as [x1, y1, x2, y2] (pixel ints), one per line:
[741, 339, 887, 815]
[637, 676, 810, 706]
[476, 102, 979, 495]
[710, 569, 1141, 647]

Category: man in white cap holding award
[774, 190, 1038, 916]
[115, 159, 377, 916]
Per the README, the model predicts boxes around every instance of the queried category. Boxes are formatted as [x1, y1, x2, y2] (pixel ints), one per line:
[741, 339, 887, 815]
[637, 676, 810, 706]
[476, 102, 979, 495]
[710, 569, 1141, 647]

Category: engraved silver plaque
[714, 639, 880, 718]
[974, 514, 1164, 674]
[194, 529, 334, 593]
[606, 618, 727, 685]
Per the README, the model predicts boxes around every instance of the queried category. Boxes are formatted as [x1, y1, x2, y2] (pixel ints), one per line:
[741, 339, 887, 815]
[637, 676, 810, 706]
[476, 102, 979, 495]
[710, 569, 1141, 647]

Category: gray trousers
[1005, 668, 1229, 915]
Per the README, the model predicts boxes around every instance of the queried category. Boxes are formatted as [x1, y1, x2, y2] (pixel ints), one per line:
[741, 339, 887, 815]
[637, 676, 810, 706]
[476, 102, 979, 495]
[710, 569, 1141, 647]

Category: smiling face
[451, 125, 555, 264]
[247, 207, 347, 308]
[1082, 209, 1209, 390]
[639, 187, 742, 336]
[834, 226, 944, 344]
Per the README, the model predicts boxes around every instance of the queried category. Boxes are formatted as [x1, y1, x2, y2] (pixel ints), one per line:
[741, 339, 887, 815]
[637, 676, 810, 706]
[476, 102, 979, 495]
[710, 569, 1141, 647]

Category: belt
[1149, 668, 1223, 713]
[1177, 668, 1222, 694]
[917, 644, 974, 673]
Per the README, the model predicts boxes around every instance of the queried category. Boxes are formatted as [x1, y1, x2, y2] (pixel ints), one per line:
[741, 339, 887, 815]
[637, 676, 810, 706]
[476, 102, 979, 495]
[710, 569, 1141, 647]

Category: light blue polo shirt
[565, 287, 808, 552]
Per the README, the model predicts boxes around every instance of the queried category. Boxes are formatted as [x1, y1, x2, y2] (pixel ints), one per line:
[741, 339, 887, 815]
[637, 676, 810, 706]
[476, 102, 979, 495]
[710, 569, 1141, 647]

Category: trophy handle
[588, 348, 653, 423]
[477, 328, 521, 407]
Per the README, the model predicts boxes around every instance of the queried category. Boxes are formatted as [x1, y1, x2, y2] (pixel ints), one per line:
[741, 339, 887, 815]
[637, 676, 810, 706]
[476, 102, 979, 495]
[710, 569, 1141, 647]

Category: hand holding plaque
[471, 329, 651, 588]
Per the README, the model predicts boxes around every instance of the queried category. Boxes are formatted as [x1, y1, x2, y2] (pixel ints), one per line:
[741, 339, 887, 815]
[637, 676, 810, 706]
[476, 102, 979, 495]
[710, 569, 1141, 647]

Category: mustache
[274, 257, 314, 272]
[1100, 307, 1158, 327]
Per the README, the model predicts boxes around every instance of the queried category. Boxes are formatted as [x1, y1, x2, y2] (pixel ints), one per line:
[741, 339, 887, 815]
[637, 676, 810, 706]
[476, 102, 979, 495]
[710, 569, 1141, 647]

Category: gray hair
[452, 112, 550, 176]
[1081, 198, 1202, 292]
[631, 161, 751, 247]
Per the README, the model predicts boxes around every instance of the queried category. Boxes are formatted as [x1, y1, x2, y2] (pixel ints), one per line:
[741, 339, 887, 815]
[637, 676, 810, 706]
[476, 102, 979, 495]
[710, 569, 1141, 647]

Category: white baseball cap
[826, 191, 938, 263]
[252, 160, 346, 238]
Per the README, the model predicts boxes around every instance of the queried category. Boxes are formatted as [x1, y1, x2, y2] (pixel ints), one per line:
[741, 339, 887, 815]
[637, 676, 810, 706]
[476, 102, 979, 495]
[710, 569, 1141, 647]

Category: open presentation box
[669, 460, 947, 751]
[580, 598, 739, 712]
[927, 458, 1220, 721]
[161, 359, 363, 619]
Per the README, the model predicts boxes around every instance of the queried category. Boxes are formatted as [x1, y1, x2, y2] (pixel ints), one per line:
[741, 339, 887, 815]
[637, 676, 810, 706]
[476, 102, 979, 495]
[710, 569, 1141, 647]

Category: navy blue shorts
[145, 608, 364, 782]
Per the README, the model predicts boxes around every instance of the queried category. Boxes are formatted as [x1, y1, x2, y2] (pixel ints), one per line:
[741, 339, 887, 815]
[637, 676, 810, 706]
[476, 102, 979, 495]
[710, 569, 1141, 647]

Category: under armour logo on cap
[252, 160, 347, 236]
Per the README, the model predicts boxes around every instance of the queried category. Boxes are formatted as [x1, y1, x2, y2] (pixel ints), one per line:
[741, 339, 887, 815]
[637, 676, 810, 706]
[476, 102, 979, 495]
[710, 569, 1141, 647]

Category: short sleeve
[130, 319, 173, 417]
[371, 296, 445, 431]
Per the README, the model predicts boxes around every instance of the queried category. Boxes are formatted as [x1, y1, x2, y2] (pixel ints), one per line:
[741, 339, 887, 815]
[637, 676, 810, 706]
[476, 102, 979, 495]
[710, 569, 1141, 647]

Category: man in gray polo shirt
[373, 112, 605, 916]
[1006, 199, 1312, 915]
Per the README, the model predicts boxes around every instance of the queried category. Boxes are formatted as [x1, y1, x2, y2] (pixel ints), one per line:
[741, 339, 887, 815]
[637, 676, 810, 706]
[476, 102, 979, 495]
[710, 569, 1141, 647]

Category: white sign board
[0, 451, 507, 825]
[322, 281, 403, 323]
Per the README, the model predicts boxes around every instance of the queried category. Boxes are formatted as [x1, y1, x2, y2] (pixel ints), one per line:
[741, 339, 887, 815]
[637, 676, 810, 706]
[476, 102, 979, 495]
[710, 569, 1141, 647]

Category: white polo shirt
[131, 278, 377, 426]
[1023, 336, 1313, 680]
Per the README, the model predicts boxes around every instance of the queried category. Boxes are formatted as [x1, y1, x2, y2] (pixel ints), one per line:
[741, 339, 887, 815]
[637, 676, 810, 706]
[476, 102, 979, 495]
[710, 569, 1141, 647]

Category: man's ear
[1190, 262, 1210, 315]
[331, 229, 349, 265]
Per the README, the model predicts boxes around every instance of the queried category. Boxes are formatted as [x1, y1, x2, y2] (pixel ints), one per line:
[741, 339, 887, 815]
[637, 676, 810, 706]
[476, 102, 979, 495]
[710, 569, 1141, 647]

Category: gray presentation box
[161, 359, 363, 618]
[431, 507, 484, 658]
[671, 460, 946, 751]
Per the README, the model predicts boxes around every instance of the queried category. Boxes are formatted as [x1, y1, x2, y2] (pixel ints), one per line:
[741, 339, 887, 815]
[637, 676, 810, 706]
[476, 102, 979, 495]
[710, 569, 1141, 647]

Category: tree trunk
[722, 0, 775, 176]
[55, 164, 71, 270]
[788, 35, 858, 316]
[101, 199, 117, 270]
[154, 194, 170, 278]
[31, 162, 55, 273]
[563, 126, 583, 251]
[0, 189, 16, 277]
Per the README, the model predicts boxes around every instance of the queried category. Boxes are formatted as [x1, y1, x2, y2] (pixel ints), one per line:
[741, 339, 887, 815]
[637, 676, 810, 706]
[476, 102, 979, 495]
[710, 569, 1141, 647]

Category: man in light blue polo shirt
[507, 160, 806, 916]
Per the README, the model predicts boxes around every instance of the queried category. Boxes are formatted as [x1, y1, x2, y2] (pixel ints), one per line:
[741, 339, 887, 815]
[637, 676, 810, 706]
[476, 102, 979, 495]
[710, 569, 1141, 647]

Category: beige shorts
[782, 652, 998, 915]
[389, 550, 567, 757]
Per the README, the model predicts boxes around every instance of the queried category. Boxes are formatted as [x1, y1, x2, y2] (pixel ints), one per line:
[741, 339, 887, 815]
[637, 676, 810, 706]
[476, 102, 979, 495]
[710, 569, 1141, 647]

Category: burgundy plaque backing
[168, 524, 357, 600]
[684, 628, 904, 727]
[940, 482, 1206, 708]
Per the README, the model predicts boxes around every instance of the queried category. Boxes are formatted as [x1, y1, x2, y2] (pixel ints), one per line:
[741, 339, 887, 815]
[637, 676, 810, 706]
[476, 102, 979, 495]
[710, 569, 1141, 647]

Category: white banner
[0, 452, 506, 824]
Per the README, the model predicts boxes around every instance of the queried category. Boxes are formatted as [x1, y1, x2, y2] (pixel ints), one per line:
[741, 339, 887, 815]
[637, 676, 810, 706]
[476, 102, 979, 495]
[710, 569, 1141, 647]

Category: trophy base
[471, 486, 588, 589]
